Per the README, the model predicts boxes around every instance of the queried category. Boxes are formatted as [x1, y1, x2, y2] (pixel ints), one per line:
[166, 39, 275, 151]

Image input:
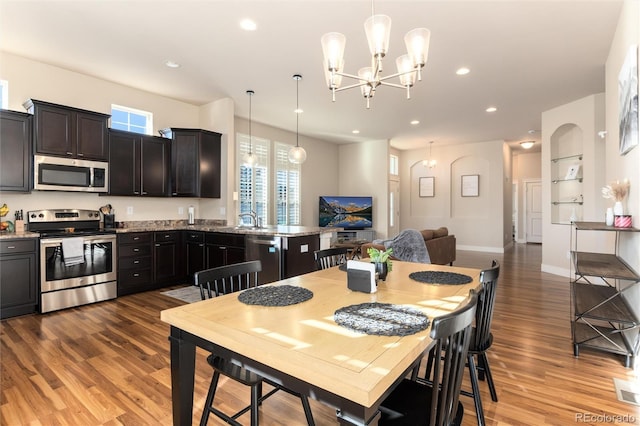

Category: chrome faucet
[238, 210, 260, 228]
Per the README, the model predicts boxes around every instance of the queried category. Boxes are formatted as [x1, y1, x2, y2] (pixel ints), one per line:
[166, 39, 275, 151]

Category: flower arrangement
[367, 247, 393, 271]
[601, 179, 630, 202]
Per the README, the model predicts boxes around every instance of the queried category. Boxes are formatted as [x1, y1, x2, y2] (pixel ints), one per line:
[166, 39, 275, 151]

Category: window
[236, 135, 302, 226]
[237, 133, 270, 226]
[390, 154, 399, 176]
[275, 142, 301, 225]
[110, 104, 153, 135]
[0, 80, 8, 109]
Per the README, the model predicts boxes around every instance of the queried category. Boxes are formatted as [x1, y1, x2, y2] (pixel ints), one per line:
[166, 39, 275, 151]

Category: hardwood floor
[2, 243, 639, 425]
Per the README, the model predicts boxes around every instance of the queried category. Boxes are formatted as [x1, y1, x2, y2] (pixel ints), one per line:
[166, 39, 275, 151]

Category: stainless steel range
[28, 209, 117, 313]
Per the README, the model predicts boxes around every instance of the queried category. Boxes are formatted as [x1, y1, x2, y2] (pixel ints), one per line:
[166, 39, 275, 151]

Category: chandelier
[321, 1, 430, 108]
[288, 74, 307, 164]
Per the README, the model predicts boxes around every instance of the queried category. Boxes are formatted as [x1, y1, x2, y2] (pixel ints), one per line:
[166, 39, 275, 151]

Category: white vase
[605, 208, 614, 226]
[613, 201, 624, 216]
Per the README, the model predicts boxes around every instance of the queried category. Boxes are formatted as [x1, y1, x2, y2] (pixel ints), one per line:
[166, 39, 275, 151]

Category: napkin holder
[347, 260, 377, 293]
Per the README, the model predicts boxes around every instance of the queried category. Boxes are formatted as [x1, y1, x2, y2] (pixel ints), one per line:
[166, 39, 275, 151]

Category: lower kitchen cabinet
[205, 233, 245, 269]
[117, 232, 153, 296]
[154, 231, 181, 284]
[0, 238, 38, 319]
[184, 231, 205, 282]
[283, 235, 319, 279]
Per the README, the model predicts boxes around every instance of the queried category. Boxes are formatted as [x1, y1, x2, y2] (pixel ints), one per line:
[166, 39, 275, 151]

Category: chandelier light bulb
[288, 146, 307, 164]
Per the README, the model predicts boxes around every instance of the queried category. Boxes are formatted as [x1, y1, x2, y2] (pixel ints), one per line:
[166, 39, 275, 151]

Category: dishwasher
[245, 235, 282, 284]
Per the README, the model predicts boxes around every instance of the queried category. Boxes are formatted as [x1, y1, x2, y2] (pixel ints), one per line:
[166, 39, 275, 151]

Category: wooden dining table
[160, 260, 481, 425]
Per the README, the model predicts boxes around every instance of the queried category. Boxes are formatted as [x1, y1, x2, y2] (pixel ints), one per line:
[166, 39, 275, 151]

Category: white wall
[513, 151, 542, 242]
[399, 140, 506, 252]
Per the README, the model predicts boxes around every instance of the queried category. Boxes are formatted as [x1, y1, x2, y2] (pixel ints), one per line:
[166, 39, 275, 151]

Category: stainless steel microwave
[33, 155, 109, 193]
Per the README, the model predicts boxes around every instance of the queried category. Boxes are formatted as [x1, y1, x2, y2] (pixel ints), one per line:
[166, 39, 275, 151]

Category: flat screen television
[319, 196, 373, 229]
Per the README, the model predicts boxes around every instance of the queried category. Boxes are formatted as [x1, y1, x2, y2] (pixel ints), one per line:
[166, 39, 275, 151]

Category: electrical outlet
[178, 207, 184, 215]
[127, 206, 134, 215]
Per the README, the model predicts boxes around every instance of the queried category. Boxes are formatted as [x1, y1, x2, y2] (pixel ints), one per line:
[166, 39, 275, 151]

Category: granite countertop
[0, 220, 338, 239]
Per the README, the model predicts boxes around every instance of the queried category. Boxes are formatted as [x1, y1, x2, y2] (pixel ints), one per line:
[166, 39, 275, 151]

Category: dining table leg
[169, 325, 197, 426]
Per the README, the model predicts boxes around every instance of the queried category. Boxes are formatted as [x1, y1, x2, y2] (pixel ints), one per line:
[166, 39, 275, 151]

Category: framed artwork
[461, 174, 479, 197]
[565, 164, 581, 180]
[419, 177, 435, 197]
[619, 45, 638, 155]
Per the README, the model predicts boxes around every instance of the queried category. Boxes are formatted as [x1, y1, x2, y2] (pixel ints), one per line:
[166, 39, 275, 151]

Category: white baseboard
[457, 245, 505, 254]
[541, 263, 571, 278]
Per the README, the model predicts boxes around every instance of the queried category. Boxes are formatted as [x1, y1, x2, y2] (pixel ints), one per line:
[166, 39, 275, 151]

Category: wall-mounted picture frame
[419, 177, 435, 197]
[618, 44, 638, 155]
[461, 174, 479, 197]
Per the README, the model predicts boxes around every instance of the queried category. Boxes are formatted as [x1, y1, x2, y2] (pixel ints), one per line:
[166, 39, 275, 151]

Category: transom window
[0, 80, 8, 109]
[390, 154, 399, 176]
[110, 104, 153, 135]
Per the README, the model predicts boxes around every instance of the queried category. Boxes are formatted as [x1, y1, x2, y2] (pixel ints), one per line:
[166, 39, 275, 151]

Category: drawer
[154, 231, 179, 243]
[118, 244, 152, 257]
[0, 239, 37, 254]
[118, 268, 152, 286]
[206, 232, 245, 248]
[118, 256, 152, 270]
[118, 232, 152, 244]
[184, 231, 204, 243]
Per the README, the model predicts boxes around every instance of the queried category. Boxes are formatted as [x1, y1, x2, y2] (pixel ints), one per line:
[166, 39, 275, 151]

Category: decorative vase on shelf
[605, 208, 614, 226]
[613, 201, 624, 216]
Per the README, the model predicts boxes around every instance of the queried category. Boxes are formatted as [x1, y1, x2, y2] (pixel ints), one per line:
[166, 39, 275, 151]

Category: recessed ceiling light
[485, 106, 497, 113]
[165, 60, 180, 68]
[410, 120, 420, 125]
[240, 18, 257, 31]
[352, 130, 360, 134]
[456, 67, 470, 75]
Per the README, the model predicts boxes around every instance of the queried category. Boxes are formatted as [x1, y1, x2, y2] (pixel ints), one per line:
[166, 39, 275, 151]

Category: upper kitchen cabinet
[109, 129, 170, 197]
[24, 99, 110, 161]
[0, 110, 32, 192]
[169, 128, 221, 198]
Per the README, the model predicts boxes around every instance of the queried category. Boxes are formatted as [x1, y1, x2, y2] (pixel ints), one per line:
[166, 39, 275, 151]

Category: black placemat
[409, 271, 473, 285]
[334, 302, 430, 336]
[238, 285, 313, 306]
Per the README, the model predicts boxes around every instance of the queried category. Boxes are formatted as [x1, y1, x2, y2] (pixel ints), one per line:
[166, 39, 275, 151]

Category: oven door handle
[40, 235, 116, 246]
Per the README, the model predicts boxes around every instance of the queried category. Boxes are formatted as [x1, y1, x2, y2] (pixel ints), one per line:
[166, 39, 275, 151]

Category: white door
[525, 180, 542, 243]
[389, 180, 400, 238]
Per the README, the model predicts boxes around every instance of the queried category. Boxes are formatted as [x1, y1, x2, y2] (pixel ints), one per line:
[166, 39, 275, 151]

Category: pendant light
[243, 90, 257, 166]
[422, 141, 436, 168]
[288, 74, 307, 164]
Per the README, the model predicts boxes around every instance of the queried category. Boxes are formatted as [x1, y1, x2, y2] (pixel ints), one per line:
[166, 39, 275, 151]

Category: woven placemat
[409, 271, 472, 285]
[238, 285, 313, 306]
[334, 302, 430, 336]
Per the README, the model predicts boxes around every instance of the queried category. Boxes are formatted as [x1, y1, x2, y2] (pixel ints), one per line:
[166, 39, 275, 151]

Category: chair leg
[200, 371, 221, 426]
[468, 354, 485, 426]
[480, 352, 498, 402]
[300, 395, 316, 425]
[423, 348, 435, 381]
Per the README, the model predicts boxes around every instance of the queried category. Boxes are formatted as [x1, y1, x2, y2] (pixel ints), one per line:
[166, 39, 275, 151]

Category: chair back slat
[314, 247, 348, 270]
[473, 260, 500, 350]
[194, 260, 262, 299]
[428, 290, 478, 426]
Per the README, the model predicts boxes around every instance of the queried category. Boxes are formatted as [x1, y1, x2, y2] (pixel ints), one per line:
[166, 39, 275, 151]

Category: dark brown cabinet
[205, 233, 245, 268]
[0, 110, 32, 192]
[153, 231, 181, 284]
[283, 235, 319, 279]
[109, 129, 170, 196]
[117, 232, 153, 296]
[170, 128, 221, 198]
[0, 238, 38, 319]
[184, 231, 205, 282]
[24, 99, 110, 160]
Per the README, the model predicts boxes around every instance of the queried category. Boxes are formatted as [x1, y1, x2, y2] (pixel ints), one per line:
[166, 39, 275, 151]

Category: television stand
[337, 230, 375, 243]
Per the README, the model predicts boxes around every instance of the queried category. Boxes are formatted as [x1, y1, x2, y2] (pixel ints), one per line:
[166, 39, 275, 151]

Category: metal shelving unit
[570, 221, 640, 367]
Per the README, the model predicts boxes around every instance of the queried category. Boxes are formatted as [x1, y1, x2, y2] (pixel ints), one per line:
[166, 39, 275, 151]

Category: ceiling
[0, 0, 624, 152]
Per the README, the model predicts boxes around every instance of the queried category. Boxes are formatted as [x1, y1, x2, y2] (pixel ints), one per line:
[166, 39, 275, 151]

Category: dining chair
[379, 290, 478, 426]
[462, 260, 500, 426]
[313, 247, 349, 270]
[194, 261, 315, 426]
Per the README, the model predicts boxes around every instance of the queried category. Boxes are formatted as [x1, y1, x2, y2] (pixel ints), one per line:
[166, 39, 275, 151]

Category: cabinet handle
[133, 248, 140, 252]
[142, 192, 148, 195]
[134, 191, 140, 195]
[6, 246, 15, 249]
[66, 152, 73, 155]
[133, 273, 140, 277]
[164, 235, 170, 238]
[155, 244, 160, 247]
[199, 244, 204, 247]
[133, 236, 140, 240]
[133, 260, 140, 264]
[77, 153, 84, 157]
